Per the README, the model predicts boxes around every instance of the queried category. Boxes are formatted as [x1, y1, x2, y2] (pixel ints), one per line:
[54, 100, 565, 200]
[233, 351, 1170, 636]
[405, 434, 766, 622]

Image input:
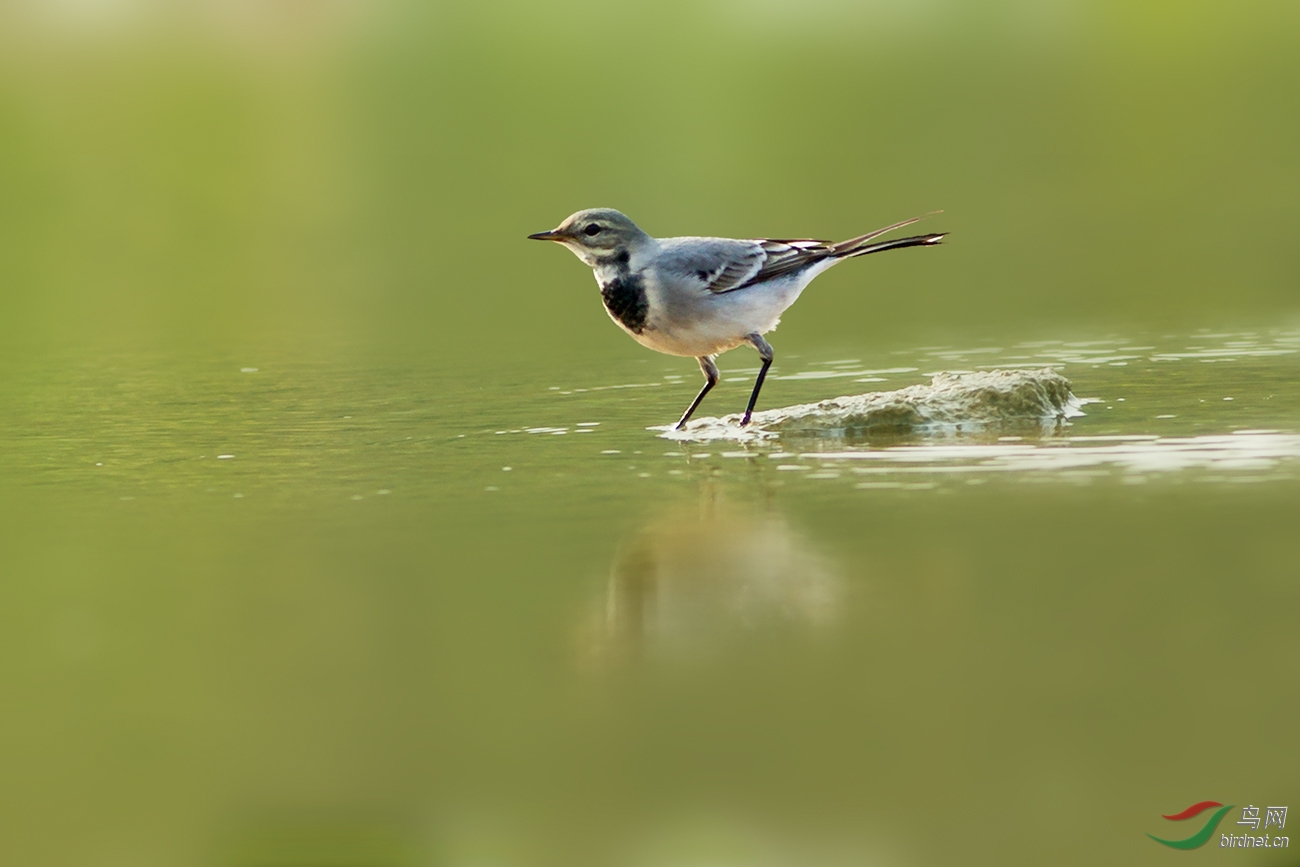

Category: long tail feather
[830, 210, 943, 255]
[841, 232, 946, 258]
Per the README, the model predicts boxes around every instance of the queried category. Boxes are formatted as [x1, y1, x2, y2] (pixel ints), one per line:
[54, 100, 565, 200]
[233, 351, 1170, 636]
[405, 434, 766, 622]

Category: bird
[528, 208, 945, 429]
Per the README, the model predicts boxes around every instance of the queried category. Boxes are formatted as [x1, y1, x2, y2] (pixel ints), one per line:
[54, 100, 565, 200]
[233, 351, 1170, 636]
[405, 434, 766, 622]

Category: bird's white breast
[634, 259, 836, 357]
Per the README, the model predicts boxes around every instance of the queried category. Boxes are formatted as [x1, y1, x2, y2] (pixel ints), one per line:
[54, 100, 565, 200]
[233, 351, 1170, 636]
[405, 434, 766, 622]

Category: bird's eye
[583, 223, 602, 236]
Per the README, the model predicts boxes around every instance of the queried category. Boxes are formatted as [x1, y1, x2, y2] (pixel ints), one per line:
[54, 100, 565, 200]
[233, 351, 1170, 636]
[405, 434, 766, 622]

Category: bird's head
[528, 208, 651, 266]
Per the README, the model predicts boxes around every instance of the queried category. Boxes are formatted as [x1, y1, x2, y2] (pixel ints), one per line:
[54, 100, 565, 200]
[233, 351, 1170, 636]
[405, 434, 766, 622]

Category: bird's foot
[739, 413, 752, 427]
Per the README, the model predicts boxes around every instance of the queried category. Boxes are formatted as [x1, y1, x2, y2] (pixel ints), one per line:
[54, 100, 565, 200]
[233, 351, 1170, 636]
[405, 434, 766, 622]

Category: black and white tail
[830, 212, 946, 259]
[840, 233, 946, 258]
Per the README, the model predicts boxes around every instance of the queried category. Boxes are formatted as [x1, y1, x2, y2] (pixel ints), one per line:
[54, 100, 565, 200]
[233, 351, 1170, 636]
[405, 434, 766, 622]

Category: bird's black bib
[598, 265, 648, 334]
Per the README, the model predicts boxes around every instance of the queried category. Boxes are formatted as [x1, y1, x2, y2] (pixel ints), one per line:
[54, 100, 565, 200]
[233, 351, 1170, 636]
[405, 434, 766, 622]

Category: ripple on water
[801, 431, 1300, 484]
[499, 330, 1298, 493]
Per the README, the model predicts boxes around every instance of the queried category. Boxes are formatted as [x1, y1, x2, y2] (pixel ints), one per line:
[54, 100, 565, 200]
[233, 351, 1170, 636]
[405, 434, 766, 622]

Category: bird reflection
[581, 489, 841, 665]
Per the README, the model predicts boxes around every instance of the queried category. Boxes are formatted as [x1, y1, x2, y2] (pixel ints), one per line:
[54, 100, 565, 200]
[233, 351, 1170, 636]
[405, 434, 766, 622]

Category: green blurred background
[3, 0, 1298, 361]
[1, 2, 1298, 865]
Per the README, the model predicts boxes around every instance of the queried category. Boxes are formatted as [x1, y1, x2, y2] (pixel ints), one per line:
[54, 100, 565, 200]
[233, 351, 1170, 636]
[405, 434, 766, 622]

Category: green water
[3, 3, 1300, 865]
[4, 332, 1298, 866]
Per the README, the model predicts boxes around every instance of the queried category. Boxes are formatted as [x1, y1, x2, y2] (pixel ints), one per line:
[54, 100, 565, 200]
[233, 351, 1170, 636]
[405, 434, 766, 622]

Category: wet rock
[656, 368, 1083, 443]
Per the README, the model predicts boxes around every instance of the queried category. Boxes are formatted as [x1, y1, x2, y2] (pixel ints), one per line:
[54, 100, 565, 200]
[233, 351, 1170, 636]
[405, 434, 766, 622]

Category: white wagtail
[529, 209, 945, 428]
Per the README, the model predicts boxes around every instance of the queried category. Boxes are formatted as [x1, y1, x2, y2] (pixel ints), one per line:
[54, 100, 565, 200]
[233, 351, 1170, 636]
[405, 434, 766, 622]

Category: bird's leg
[740, 333, 774, 426]
[675, 355, 719, 430]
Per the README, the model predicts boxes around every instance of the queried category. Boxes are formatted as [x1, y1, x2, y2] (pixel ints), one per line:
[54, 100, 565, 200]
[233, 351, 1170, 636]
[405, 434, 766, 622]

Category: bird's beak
[527, 229, 564, 241]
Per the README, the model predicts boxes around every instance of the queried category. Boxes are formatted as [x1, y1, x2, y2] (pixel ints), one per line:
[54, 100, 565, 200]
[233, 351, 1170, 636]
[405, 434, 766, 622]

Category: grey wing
[725, 239, 837, 291]
[657, 237, 834, 294]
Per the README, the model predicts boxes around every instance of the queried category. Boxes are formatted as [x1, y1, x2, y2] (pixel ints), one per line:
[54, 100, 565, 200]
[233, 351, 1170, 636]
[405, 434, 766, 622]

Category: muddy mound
[656, 369, 1082, 443]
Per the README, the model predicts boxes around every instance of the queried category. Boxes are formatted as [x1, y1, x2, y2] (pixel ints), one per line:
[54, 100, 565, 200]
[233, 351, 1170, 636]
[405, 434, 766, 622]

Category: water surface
[3, 326, 1297, 866]
[4, 4, 1300, 862]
